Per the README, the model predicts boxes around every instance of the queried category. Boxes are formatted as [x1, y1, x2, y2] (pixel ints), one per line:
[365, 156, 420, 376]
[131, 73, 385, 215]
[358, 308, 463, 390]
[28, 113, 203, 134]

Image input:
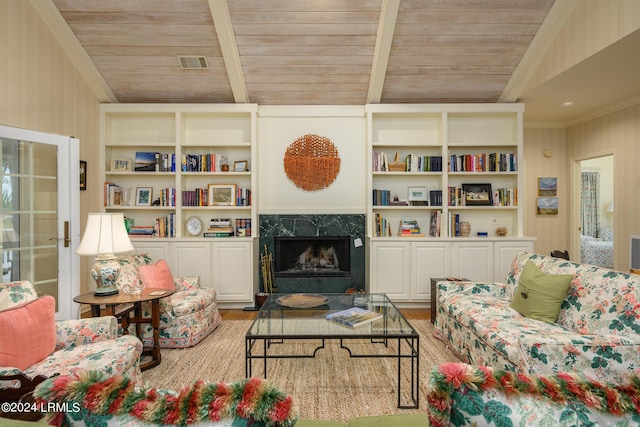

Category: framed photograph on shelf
[462, 183, 493, 206]
[79, 160, 87, 191]
[407, 186, 428, 206]
[135, 187, 152, 206]
[110, 159, 131, 172]
[134, 151, 158, 172]
[208, 184, 236, 206]
[233, 160, 248, 172]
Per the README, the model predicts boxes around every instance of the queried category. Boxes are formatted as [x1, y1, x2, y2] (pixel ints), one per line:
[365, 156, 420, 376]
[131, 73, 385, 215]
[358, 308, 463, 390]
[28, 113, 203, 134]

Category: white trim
[208, 0, 250, 103]
[367, 0, 400, 104]
[0, 124, 80, 320]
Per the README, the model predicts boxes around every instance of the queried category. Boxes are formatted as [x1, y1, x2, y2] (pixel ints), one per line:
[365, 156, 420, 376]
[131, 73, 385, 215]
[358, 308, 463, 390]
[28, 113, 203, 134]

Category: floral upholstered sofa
[115, 254, 222, 348]
[427, 362, 640, 426]
[33, 370, 298, 427]
[434, 251, 640, 383]
[0, 281, 142, 388]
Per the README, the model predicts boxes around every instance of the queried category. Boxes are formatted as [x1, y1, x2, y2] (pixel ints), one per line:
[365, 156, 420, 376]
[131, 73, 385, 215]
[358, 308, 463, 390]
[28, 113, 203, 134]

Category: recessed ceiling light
[559, 101, 576, 107]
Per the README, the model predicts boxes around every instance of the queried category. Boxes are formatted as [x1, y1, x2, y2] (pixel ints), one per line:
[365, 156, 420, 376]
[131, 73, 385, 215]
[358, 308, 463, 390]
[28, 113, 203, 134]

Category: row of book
[372, 151, 443, 172]
[448, 153, 517, 172]
[373, 213, 393, 237]
[203, 218, 252, 237]
[127, 213, 176, 238]
[447, 186, 518, 206]
[182, 154, 230, 172]
[182, 187, 251, 207]
[158, 188, 176, 206]
[132, 152, 245, 173]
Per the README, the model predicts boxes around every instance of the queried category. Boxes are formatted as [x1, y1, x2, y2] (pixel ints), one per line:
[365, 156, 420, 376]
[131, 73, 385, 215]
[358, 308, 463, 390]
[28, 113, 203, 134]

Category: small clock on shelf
[186, 216, 203, 236]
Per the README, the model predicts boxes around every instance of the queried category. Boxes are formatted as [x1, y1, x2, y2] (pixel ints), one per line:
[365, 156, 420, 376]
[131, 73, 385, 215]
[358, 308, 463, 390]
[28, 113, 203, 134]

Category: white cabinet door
[133, 241, 171, 264]
[494, 240, 534, 282]
[412, 242, 450, 301]
[370, 242, 410, 300]
[170, 242, 211, 288]
[211, 241, 253, 302]
[452, 241, 494, 282]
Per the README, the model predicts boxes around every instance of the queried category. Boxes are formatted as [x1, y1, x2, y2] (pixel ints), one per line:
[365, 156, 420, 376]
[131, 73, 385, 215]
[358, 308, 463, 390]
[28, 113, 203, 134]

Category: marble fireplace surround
[259, 214, 366, 293]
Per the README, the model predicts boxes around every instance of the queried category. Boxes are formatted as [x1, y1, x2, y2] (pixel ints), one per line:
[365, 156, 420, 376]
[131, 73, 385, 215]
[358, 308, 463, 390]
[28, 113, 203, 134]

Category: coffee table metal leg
[396, 336, 419, 409]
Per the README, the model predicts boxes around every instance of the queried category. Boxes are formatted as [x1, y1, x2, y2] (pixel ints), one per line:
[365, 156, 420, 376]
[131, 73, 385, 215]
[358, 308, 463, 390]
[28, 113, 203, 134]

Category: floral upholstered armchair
[0, 281, 143, 404]
[115, 254, 222, 348]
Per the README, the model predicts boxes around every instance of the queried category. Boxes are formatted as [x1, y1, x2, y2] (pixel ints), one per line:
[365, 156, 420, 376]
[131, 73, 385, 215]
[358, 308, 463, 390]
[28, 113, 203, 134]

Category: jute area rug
[142, 320, 460, 423]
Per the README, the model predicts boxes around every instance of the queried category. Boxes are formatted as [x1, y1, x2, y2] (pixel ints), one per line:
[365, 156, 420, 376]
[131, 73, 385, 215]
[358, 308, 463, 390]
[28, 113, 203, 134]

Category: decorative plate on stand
[276, 293, 329, 308]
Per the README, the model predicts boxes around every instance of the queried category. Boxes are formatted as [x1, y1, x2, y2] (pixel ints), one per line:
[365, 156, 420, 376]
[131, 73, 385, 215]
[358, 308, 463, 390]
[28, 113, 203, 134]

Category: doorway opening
[578, 155, 614, 268]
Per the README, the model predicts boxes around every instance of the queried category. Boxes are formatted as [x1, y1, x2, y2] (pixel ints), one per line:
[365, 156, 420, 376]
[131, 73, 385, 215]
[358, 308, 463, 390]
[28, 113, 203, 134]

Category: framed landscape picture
[538, 177, 557, 196]
[208, 184, 236, 206]
[462, 183, 493, 206]
[537, 197, 558, 215]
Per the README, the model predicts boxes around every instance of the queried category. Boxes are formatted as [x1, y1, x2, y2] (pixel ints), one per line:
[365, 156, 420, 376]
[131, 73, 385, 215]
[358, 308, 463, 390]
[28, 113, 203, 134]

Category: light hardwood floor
[219, 308, 430, 321]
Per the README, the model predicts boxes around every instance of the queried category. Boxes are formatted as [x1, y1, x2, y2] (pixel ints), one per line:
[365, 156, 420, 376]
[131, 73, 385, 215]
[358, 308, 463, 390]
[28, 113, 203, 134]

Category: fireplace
[274, 236, 350, 277]
[259, 214, 366, 293]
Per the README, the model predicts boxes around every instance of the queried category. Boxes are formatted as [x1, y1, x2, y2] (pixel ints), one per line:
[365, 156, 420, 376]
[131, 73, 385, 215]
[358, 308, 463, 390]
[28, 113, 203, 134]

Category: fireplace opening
[274, 236, 350, 277]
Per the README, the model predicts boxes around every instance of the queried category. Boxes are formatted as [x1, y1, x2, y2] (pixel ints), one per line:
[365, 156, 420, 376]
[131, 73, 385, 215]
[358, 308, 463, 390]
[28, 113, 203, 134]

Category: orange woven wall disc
[283, 133, 341, 191]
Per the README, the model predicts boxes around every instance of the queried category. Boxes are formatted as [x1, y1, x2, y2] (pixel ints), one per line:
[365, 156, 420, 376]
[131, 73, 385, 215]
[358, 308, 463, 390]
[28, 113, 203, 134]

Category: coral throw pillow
[0, 296, 56, 370]
[139, 259, 175, 291]
[510, 261, 574, 323]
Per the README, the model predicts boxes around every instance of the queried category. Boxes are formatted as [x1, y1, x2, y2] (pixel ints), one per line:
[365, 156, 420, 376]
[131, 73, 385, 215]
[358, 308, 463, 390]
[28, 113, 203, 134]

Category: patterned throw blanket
[34, 370, 298, 426]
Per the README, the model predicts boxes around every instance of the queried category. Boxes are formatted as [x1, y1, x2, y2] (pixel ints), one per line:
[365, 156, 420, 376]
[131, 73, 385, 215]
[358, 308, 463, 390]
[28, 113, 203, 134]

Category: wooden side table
[430, 277, 469, 324]
[73, 288, 173, 371]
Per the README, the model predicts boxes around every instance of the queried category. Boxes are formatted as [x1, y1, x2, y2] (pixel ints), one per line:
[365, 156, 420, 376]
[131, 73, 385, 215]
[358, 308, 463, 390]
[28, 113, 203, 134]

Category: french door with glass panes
[1, 125, 80, 320]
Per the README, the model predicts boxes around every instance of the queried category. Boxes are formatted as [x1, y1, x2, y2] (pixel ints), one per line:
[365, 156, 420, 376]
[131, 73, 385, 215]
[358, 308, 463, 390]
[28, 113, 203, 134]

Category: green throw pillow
[510, 261, 574, 323]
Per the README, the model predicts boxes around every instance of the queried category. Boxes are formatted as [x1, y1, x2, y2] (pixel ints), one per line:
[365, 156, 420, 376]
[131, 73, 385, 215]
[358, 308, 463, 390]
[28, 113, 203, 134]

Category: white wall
[257, 106, 367, 214]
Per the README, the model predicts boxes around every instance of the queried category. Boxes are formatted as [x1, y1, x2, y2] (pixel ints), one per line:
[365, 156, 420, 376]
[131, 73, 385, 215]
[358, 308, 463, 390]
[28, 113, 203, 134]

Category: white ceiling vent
[178, 56, 208, 69]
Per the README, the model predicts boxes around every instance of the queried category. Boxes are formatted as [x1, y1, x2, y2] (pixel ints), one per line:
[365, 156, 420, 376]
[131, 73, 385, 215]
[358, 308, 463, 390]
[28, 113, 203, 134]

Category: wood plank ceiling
[50, 0, 555, 105]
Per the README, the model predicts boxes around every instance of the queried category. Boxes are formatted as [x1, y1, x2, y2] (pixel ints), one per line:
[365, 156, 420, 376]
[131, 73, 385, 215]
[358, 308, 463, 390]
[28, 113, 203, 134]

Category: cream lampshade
[76, 213, 134, 295]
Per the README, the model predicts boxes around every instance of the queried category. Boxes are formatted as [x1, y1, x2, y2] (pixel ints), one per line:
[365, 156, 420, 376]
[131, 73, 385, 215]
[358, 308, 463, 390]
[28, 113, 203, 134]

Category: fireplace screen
[274, 236, 350, 277]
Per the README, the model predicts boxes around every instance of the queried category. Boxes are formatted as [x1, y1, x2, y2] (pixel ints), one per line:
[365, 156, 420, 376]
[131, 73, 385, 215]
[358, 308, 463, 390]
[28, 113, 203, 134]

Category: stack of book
[326, 307, 383, 328]
[399, 219, 424, 237]
[204, 218, 234, 237]
[235, 218, 252, 237]
[128, 225, 154, 238]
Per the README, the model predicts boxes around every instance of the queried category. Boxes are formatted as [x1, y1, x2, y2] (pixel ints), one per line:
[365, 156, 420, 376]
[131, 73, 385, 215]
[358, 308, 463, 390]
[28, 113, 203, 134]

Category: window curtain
[581, 171, 600, 237]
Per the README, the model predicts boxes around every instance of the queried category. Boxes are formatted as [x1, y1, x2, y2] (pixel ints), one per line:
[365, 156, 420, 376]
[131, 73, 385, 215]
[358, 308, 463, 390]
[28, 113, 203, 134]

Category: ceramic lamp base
[90, 255, 121, 295]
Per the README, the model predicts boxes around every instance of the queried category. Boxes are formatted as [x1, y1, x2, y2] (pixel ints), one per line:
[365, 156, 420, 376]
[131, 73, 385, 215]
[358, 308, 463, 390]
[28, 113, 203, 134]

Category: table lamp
[76, 213, 134, 295]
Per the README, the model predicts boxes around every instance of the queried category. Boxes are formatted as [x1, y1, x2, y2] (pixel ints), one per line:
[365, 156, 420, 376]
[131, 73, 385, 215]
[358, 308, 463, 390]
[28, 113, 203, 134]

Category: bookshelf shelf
[366, 104, 534, 303]
[100, 104, 258, 305]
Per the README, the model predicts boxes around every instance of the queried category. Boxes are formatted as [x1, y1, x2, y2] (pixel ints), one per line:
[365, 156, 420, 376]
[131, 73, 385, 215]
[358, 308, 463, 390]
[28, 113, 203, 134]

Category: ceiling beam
[31, 0, 117, 103]
[499, 0, 578, 103]
[208, 0, 249, 104]
[367, 0, 400, 104]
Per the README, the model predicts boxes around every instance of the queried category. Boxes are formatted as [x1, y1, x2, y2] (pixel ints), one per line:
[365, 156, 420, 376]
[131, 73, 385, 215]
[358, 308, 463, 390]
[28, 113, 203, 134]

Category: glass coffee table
[245, 293, 419, 408]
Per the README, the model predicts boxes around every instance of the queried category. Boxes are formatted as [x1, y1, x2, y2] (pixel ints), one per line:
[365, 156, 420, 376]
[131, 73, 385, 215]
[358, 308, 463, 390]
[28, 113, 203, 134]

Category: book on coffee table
[326, 307, 383, 328]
